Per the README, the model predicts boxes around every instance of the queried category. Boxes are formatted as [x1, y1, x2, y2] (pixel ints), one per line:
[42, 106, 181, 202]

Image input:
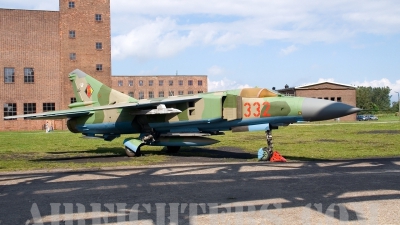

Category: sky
[1, 0, 400, 102]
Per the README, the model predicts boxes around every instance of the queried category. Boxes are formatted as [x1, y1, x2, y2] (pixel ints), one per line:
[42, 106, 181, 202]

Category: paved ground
[1, 157, 400, 224]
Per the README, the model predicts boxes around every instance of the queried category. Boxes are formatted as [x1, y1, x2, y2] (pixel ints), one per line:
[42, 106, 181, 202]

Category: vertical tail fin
[68, 69, 137, 108]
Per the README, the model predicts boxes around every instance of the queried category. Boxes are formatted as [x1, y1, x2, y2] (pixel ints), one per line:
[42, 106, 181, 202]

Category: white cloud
[3, 1, 400, 61]
[280, 45, 298, 56]
[208, 78, 251, 92]
[353, 78, 400, 102]
[354, 78, 400, 91]
[317, 78, 336, 83]
[353, 78, 398, 89]
[110, 0, 400, 60]
[112, 17, 196, 60]
[207, 66, 225, 76]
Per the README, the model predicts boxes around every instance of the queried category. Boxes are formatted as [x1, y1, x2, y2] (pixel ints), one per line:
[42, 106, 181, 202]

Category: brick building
[277, 82, 357, 121]
[0, 0, 208, 131]
[112, 75, 207, 99]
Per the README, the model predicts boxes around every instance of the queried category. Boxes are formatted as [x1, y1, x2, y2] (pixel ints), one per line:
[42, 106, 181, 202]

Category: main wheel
[166, 146, 181, 153]
[257, 147, 272, 161]
[125, 146, 141, 157]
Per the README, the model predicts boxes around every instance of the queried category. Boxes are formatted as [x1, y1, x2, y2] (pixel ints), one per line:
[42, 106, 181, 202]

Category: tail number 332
[243, 102, 271, 118]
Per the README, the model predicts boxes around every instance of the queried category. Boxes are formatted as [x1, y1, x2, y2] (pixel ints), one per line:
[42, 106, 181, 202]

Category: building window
[95, 14, 102, 21]
[96, 64, 103, 71]
[159, 91, 164, 97]
[179, 80, 183, 86]
[169, 91, 174, 96]
[96, 42, 102, 50]
[178, 91, 184, 95]
[70, 53, 76, 60]
[139, 91, 144, 99]
[149, 80, 153, 86]
[188, 91, 193, 94]
[43, 103, 55, 112]
[139, 80, 143, 86]
[4, 67, 14, 83]
[24, 68, 34, 83]
[128, 92, 134, 97]
[118, 80, 123, 86]
[188, 80, 193, 86]
[149, 91, 154, 98]
[128, 80, 133, 86]
[71, 98, 76, 103]
[68, 1, 75, 8]
[169, 80, 173, 86]
[198, 80, 203, 86]
[337, 97, 342, 102]
[24, 103, 36, 117]
[330, 97, 335, 101]
[198, 91, 203, 93]
[3, 103, 17, 120]
[159, 80, 164, 86]
[69, 30, 75, 38]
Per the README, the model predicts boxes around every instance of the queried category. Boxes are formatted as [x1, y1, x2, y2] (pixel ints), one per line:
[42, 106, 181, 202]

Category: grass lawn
[0, 121, 400, 171]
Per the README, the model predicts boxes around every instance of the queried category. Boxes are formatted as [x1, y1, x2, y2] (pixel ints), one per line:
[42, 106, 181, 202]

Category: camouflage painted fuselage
[67, 84, 305, 136]
[7, 69, 359, 149]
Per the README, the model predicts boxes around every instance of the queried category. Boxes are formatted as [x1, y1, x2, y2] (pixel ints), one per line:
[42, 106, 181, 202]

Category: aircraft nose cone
[302, 98, 360, 121]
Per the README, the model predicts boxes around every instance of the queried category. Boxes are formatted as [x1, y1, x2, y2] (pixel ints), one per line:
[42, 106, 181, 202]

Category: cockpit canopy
[224, 88, 280, 98]
[238, 88, 279, 97]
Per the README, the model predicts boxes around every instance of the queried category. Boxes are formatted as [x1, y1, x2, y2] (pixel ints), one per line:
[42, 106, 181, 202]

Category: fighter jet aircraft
[5, 69, 360, 161]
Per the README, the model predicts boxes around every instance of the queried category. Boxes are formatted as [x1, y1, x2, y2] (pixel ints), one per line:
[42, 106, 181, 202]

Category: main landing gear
[258, 130, 287, 162]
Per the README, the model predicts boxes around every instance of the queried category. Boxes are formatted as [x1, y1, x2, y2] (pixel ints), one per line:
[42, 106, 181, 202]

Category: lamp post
[396, 91, 400, 120]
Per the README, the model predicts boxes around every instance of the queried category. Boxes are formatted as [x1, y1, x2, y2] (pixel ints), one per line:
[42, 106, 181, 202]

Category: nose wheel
[258, 130, 287, 162]
[258, 130, 273, 161]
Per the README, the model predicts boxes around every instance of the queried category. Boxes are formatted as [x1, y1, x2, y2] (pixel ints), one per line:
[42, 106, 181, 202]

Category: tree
[356, 86, 391, 113]
[391, 101, 400, 113]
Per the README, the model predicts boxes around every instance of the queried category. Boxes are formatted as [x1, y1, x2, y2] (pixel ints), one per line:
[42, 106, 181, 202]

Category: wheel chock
[269, 151, 287, 162]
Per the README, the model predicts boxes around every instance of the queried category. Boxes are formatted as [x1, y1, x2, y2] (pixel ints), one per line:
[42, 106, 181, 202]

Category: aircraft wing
[134, 95, 202, 108]
[4, 109, 94, 120]
[4, 95, 202, 120]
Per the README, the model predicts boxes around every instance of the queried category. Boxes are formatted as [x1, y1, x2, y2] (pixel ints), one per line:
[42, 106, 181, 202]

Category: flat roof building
[277, 81, 357, 121]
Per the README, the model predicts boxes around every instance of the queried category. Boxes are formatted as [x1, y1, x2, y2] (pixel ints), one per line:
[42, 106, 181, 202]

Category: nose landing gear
[258, 130, 287, 162]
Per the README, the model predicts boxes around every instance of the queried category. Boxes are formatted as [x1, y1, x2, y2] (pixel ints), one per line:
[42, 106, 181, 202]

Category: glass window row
[119, 80, 204, 87]
[315, 97, 342, 102]
[3, 103, 55, 120]
[128, 90, 203, 99]
[4, 67, 34, 83]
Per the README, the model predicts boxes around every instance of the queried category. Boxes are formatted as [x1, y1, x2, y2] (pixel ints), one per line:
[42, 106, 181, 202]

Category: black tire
[166, 146, 181, 153]
[125, 147, 141, 157]
[260, 147, 273, 161]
